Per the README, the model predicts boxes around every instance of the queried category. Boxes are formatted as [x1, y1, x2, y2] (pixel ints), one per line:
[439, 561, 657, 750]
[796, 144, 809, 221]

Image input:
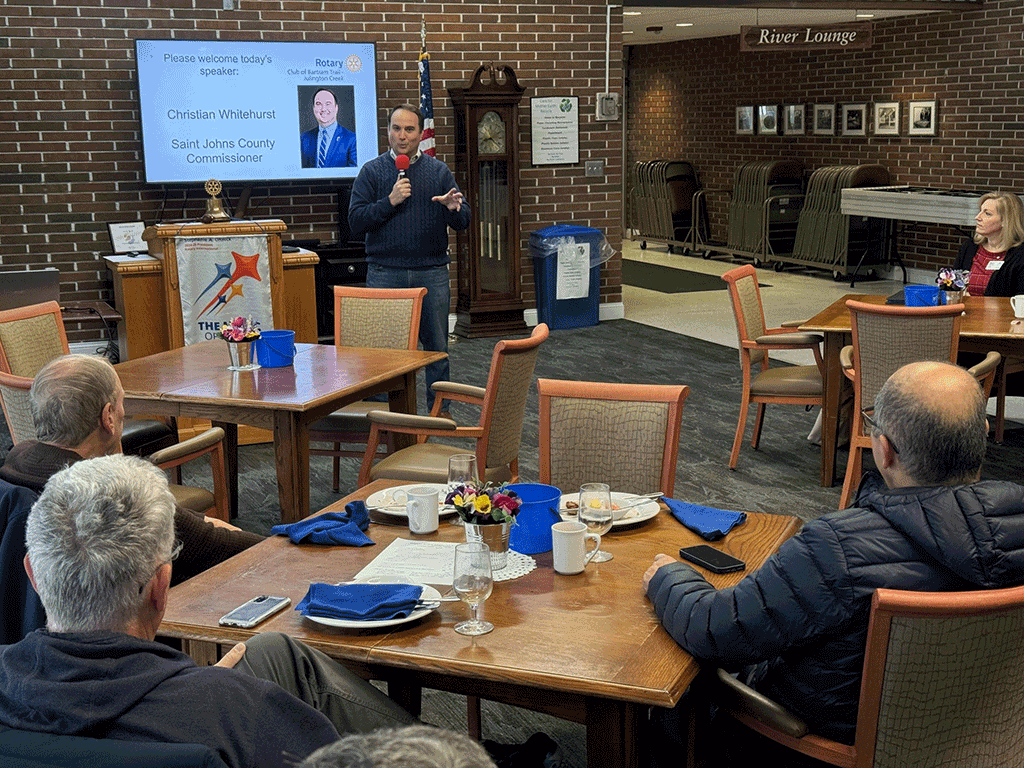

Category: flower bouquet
[446, 482, 522, 570]
[936, 268, 968, 308]
[221, 316, 261, 370]
[220, 316, 262, 342]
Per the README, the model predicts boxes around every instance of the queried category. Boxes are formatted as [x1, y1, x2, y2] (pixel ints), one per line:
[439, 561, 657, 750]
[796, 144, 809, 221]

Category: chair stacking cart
[687, 160, 804, 265]
[785, 164, 892, 284]
[629, 160, 708, 254]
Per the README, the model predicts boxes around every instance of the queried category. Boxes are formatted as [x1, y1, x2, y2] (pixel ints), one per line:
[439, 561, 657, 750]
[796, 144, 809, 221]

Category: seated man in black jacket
[644, 361, 1024, 760]
[0, 354, 262, 588]
[0, 454, 413, 767]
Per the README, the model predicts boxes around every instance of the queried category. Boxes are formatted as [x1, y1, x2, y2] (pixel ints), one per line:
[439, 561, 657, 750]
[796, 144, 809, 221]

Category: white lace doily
[492, 550, 537, 582]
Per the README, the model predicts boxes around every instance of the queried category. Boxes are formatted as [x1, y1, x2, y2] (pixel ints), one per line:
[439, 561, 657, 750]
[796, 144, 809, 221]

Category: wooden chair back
[0, 301, 69, 378]
[333, 285, 426, 350]
[537, 379, 689, 496]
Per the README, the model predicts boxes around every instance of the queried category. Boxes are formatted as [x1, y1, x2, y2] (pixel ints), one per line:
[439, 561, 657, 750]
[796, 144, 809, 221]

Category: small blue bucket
[506, 483, 562, 555]
[254, 330, 296, 368]
[904, 285, 940, 307]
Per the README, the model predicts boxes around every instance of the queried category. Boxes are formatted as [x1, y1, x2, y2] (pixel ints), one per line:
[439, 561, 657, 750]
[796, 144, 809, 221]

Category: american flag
[418, 50, 436, 157]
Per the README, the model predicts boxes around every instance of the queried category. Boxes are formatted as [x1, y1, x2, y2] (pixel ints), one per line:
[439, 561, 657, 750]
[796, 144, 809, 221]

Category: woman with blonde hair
[953, 191, 1024, 296]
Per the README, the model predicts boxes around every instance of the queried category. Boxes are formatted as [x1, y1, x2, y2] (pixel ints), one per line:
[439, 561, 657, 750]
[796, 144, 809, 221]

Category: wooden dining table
[160, 479, 801, 768]
[800, 294, 1024, 486]
[115, 341, 445, 524]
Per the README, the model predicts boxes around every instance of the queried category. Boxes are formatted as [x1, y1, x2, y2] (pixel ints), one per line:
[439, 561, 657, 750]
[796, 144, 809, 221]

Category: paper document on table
[353, 538, 459, 586]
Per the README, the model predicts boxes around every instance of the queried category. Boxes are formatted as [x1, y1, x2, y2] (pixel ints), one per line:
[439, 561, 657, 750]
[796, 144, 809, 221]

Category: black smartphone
[678, 544, 746, 574]
[218, 595, 291, 628]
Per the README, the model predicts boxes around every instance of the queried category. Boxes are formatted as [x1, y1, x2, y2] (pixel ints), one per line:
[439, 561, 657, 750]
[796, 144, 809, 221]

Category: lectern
[106, 219, 318, 360]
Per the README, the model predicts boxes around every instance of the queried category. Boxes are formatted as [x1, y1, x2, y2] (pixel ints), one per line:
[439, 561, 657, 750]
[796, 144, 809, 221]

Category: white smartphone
[218, 595, 291, 628]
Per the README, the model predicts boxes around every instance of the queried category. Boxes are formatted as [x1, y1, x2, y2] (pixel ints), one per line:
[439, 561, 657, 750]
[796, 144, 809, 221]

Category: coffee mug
[1011, 294, 1024, 319]
[551, 521, 601, 575]
[406, 485, 439, 534]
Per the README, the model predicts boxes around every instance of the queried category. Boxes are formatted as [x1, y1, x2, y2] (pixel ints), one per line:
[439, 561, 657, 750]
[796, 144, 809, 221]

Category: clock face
[477, 111, 506, 155]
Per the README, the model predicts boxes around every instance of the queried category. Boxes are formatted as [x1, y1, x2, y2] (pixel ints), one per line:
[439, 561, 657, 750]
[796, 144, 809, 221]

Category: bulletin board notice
[531, 97, 579, 166]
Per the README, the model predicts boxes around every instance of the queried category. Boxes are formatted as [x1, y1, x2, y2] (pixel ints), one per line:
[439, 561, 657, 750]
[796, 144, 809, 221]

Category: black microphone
[395, 154, 410, 179]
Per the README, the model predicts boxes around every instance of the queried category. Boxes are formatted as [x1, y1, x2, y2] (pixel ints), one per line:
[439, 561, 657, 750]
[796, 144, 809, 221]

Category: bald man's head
[873, 361, 987, 486]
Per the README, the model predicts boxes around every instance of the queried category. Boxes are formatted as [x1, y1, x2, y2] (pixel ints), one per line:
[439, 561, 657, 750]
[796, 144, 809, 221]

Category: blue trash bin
[529, 225, 607, 330]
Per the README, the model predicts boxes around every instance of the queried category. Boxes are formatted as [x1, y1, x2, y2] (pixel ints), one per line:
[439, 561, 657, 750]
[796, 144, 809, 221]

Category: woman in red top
[953, 191, 1024, 296]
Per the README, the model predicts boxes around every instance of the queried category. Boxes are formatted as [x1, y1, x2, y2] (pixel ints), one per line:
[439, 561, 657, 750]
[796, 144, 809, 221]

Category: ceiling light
[856, 13, 875, 18]
[624, 11, 641, 16]
[675, 22, 693, 27]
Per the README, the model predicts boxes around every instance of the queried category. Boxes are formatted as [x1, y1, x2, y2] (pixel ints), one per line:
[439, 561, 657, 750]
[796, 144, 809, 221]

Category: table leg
[388, 370, 419, 451]
[587, 699, 642, 768]
[213, 421, 239, 519]
[274, 413, 311, 524]
[819, 332, 843, 487]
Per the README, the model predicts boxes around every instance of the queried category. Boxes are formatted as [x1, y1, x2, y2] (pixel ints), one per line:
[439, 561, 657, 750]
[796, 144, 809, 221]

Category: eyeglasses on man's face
[861, 409, 899, 454]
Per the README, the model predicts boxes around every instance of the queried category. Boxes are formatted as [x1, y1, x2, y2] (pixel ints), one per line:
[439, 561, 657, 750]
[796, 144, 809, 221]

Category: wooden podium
[106, 219, 318, 361]
[106, 219, 320, 442]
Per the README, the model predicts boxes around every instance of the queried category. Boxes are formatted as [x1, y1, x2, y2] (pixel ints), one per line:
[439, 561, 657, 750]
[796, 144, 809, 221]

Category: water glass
[453, 541, 494, 636]
[577, 482, 614, 563]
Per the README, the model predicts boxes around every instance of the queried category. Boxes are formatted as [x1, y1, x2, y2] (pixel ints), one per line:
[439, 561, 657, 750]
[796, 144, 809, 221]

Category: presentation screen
[135, 39, 379, 184]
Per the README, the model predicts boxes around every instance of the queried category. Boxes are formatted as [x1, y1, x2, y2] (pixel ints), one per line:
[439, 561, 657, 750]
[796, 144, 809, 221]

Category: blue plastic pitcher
[254, 330, 296, 368]
[506, 483, 562, 555]
[904, 285, 940, 307]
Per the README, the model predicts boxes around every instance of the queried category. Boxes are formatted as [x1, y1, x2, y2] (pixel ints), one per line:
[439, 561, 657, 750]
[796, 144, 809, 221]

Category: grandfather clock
[448, 64, 528, 337]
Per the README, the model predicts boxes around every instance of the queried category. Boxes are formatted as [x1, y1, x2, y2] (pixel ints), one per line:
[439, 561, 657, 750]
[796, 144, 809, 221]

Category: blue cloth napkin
[296, 583, 425, 621]
[270, 502, 374, 546]
[663, 497, 746, 541]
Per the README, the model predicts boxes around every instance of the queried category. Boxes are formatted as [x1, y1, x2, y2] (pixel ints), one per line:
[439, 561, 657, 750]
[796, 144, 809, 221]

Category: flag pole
[418, 19, 436, 156]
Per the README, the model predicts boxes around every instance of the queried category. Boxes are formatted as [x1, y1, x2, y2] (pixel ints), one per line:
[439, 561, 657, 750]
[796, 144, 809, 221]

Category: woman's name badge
[987, 259, 1004, 271]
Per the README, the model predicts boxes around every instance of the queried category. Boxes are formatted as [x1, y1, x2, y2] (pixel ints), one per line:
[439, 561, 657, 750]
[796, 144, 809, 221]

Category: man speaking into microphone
[349, 103, 470, 412]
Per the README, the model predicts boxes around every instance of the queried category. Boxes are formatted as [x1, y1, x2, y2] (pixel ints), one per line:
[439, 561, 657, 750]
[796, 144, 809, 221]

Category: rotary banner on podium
[175, 235, 275, 345]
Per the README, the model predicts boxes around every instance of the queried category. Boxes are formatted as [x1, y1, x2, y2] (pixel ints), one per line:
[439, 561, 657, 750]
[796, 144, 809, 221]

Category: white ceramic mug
[551, 521, 601, 575]
[1012, 295, 1024, 319]
[406, 486, 439, 534]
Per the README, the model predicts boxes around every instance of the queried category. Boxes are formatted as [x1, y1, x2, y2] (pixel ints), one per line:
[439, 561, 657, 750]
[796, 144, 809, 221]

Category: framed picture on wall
[841, 103, 867, 136]
[782, 104, 805, 135]
[756, 105, 779, 135]
[736, 106, 755, 135]
[813, 104, 836, 135]
[908, 100, 938, 135]
[873, 101, 900, 135]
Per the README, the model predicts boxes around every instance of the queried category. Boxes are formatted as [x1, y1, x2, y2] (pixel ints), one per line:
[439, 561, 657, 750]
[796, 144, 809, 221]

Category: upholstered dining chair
[0, 371, 35, 445]
[357, 323, 549, 487]
[537, 378, 690, 496]
[308, 286, 427, 492]
[705, 583, 1024, 768]
[838, 299, 964, 509]
[721, 265, 824, 469]
[0, 301, 177, 457]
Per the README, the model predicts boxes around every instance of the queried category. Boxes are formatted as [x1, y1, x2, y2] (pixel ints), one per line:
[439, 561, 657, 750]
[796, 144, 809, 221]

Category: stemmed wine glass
[453, 541, 494, 636]
[577, 482, 614, 563]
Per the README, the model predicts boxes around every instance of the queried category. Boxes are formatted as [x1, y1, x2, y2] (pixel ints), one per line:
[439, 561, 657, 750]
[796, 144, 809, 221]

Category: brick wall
[0, 1, 623, 340]
[625, 0, 1024, 276]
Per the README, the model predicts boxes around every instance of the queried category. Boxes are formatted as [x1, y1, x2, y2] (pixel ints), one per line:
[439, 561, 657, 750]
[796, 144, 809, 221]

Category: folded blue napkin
[663, 497, 746, 541]
[270, 502, 374, 546]
[296, 582, 425, 621]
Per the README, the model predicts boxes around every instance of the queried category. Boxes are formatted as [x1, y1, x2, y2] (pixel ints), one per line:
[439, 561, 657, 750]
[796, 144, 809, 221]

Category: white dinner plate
[559, 492, 661, 528]
[301, 584, 443, 630]
[365, 484, 449, 518]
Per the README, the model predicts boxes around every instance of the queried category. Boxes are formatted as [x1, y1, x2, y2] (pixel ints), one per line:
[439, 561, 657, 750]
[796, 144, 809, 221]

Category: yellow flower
[473, 495, 492, 513]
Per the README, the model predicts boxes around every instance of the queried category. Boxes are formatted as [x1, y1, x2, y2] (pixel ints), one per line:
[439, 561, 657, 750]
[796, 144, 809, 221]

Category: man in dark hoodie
[0, 454, 413, 768]
[644, 361, 1024, 756]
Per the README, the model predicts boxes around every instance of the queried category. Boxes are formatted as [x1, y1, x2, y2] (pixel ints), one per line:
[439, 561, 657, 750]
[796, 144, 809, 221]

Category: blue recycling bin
[529, 224, 605, 330]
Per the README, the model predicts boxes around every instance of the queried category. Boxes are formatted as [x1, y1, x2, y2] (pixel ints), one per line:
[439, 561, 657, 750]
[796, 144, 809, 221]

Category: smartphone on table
[218, 595, 291, 628]
[678, 544, 746, 574]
